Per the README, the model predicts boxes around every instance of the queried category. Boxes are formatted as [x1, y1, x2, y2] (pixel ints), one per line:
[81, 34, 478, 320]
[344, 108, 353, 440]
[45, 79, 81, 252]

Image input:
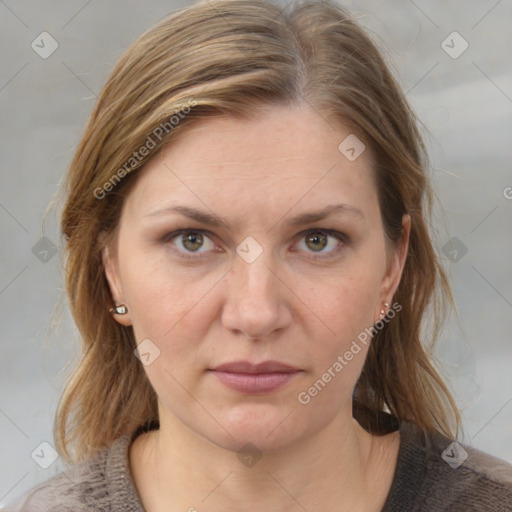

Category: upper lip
[210, 360, 301, 374]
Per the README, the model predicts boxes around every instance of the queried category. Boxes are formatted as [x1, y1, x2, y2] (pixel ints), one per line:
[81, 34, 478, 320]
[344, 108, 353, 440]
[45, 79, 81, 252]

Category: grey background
[1, 0, 511, 506]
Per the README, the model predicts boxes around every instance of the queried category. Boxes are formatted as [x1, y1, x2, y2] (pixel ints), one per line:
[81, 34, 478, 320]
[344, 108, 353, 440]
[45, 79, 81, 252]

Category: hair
[55, 0, 461, 463]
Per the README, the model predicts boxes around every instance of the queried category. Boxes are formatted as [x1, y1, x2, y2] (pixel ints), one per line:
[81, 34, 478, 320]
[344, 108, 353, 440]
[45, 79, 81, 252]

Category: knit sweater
[3, 417, 512, 511]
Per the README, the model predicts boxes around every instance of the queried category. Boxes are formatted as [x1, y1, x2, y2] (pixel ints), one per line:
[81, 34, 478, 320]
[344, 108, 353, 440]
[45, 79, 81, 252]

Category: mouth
[208, 360, 303, 394]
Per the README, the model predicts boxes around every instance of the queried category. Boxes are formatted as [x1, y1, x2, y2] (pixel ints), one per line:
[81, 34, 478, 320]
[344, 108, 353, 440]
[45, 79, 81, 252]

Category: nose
[220, 249, 293, 340]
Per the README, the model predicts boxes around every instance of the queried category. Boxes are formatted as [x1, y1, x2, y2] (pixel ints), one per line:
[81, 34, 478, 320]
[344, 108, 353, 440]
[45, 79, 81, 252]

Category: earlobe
[101, 242, 133, 327]
[109, 303, 129, 315]
[378, 213, 411, 316]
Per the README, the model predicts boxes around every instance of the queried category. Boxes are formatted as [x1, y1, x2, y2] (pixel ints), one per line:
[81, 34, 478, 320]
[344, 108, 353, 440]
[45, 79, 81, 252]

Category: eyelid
[163, 227, 348, 259]
[162, 228, 218, 259]
[291, 228, 347, 258]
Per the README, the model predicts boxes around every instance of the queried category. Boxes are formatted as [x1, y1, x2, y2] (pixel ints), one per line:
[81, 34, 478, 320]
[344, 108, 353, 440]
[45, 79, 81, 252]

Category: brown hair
[55, 0, 460, 463]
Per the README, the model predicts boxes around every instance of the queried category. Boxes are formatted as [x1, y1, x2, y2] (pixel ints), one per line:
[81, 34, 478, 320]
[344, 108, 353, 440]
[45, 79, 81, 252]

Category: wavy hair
[55, 0, 460, 462]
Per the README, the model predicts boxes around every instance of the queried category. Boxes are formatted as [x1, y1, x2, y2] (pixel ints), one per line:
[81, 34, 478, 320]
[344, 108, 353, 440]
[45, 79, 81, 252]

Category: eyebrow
[144, 203, 364, 228]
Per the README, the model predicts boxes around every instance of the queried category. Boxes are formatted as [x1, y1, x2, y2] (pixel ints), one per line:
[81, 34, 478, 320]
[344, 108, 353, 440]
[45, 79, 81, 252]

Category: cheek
[295, 278, 379, 406]
[119, 247, 214, 344]
[294, 258, 384, 388]
[305, 267, 381, 340]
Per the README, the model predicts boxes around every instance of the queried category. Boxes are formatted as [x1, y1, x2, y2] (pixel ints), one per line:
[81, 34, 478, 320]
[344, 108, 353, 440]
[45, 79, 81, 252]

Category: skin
[103, 103, 411, 512]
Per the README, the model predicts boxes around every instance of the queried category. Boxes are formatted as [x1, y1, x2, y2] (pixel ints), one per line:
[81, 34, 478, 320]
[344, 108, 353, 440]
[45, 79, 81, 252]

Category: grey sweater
[3, 418, 512, 511]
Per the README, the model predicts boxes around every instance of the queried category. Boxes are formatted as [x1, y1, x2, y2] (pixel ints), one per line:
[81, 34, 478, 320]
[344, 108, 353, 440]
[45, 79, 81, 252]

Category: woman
[4, 0, 512, 510]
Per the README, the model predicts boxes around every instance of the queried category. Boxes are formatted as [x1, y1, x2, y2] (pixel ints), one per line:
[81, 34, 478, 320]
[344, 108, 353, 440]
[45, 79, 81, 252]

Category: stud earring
[109, 303, 128, 315]
[380, 302, 389, 319]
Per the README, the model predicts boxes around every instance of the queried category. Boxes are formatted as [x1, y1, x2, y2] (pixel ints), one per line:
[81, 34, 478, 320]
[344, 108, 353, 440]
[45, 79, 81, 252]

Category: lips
[211, 360, 301, 374]
[208, 360, 303, 394]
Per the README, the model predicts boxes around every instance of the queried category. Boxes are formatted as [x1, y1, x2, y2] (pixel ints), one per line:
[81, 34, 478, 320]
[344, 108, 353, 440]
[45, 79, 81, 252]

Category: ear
[101, 233, 133, 327]
[377, 213, 411, 319]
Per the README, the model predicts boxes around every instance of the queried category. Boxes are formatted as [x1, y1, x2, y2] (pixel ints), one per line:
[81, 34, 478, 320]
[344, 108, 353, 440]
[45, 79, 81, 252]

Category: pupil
[184, 232, 202, 251]
[307, 232, 326, 251]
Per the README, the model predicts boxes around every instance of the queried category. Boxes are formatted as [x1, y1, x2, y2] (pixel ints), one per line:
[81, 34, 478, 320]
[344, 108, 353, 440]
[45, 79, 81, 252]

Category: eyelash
[162, 228, 349, 261]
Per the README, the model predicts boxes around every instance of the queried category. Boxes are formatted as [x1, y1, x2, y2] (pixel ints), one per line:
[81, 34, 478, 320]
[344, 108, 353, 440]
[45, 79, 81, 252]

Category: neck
[129, 404, 398, 512]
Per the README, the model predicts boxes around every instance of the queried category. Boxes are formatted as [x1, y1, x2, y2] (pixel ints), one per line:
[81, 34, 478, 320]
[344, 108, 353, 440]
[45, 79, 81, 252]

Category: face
[103, 104, 410, 452]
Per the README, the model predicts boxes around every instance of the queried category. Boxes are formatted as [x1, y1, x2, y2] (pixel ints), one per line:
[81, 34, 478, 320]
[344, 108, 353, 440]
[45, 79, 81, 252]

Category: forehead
[124, 105, 379, 219]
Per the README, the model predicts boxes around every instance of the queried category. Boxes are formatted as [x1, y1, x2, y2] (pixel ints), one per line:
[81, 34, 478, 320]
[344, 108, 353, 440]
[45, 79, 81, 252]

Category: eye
[165, 229, 216, 258]
[163, 228, 347, 260]
[293, 229, 346, 258]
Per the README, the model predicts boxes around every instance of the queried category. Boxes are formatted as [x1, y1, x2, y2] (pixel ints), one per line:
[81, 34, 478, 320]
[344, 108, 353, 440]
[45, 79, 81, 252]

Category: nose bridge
[236, 241, 279, 306]
[222, 240, 290, 339]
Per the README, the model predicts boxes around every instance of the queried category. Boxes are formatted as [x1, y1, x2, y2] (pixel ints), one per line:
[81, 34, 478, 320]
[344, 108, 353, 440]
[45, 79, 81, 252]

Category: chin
[200, 403, 312, 453]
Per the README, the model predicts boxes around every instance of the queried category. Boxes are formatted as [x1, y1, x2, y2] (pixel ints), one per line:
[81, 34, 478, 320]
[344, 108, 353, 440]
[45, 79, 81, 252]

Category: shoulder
[384, 419, 512, 511]
[1, 434, 143, 512]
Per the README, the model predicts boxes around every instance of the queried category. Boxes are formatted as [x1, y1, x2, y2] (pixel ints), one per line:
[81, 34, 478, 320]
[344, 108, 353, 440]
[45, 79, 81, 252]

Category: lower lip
[209, 371, 301, 394]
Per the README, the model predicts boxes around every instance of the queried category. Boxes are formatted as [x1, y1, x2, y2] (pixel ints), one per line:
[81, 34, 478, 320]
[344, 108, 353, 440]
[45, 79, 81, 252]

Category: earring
[109, 303, 128, 315]
[380, 302, 389, 319]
